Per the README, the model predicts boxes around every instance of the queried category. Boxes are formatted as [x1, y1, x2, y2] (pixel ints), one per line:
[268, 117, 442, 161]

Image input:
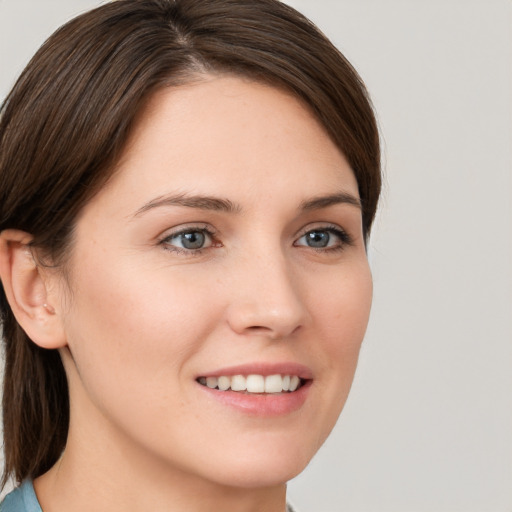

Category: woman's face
[56, 75, 373, 488]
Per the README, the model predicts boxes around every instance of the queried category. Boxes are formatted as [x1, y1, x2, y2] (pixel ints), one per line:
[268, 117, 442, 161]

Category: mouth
[196, 374, 307, 394]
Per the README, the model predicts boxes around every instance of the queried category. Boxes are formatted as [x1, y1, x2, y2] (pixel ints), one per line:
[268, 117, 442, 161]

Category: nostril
[246, 325, 282, 335]
[244, 324, 301, 340]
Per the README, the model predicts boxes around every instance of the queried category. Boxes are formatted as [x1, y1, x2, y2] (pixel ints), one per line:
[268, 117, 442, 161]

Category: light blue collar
[1, 480, 42, 512]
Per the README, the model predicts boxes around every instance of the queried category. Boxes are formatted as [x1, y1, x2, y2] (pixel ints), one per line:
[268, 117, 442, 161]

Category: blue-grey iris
[306, 231, 330, 248]
[179, 231, 205, 249]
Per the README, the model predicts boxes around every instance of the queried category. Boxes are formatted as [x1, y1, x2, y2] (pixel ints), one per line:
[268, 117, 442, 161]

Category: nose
[226, 252, 308, 340]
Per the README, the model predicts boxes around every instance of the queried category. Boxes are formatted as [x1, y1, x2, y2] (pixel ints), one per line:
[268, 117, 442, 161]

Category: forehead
[90, 75, 359, 215]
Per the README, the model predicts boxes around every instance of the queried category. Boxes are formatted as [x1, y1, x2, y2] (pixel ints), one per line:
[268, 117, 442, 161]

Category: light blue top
[0, 481, 42, 512]
[1, 480, 298, 511]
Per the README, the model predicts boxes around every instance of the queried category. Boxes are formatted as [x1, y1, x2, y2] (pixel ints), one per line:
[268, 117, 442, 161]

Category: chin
[191, 436, 319, 489]
[210, 460, 308, 489]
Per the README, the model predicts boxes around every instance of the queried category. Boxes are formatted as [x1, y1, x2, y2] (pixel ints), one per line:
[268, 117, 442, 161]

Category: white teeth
[289, 375, 300, 392]
[206, 376, 218, 389]
[265, 374, 283, 393]
[217, 376, 231, 391]
[199, 374, 304, 393]
[246, 374, 265, 393]
[231, 375, 247, 391]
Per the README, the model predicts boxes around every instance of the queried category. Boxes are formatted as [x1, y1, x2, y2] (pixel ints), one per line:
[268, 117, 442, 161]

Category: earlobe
[0, 229, 67, 349]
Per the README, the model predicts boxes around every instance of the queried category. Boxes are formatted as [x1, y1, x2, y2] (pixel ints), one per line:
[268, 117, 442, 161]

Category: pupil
[307, 231, 329, 248]
[181, 232, 205, 249]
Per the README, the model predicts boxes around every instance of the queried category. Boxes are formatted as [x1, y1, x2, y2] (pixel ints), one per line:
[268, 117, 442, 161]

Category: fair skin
[0, 75, 372, 512]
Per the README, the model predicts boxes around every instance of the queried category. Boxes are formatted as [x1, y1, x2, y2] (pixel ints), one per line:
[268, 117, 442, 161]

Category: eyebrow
[133, 193, 241, 216]
[133, 190, 361, 217]
[299, 192, 362, 211]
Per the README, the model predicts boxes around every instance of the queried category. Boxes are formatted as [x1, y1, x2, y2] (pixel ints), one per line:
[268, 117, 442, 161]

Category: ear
[0, 229, 67, 349]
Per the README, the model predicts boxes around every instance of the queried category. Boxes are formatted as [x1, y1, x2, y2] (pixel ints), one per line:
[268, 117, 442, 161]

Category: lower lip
[198, 380, 312, 417]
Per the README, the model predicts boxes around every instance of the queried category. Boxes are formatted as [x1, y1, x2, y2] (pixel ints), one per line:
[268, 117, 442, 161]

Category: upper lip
[197, 362, 313, 380]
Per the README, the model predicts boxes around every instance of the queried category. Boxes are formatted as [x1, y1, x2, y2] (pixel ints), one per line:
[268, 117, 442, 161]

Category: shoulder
[0, 481, 42, 512]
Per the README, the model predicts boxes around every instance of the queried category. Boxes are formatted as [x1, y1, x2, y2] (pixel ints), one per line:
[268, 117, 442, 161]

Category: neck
[34, 409, 287, 512]
[36, 467, 286, 512]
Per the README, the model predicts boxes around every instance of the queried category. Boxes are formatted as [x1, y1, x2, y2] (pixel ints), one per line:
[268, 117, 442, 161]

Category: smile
[197, 374, 304, 393]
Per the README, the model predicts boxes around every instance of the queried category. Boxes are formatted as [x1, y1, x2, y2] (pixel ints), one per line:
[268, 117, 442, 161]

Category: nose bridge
[226, 242, 307, 338]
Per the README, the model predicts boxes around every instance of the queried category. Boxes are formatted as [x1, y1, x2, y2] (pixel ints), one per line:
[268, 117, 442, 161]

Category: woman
[0, 0, 380, 510]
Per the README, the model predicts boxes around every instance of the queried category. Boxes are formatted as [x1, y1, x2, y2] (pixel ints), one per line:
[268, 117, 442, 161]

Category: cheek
[61, 257, 220, 415]
[312, 260, 373, 357]
[305, 261, 372, 434]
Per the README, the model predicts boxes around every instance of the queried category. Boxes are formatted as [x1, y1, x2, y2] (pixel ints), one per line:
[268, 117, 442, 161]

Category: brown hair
[0, 0, 380, 487]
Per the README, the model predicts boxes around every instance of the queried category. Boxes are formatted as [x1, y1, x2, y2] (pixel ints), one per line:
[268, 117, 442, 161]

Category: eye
[160, 226, 216, 253]
[294, 226, 351, 251]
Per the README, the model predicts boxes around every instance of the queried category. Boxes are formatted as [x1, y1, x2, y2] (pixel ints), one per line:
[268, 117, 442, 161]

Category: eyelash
[158, 224, 352, 256]
[294, 225, 353, 253]
[159, 224, 218, 256]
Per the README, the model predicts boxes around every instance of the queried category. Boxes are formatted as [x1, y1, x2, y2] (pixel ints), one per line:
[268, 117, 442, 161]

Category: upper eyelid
[295, 222, 348, 237]
[158, 223, 217, 239]
[157, 222, 349, 239]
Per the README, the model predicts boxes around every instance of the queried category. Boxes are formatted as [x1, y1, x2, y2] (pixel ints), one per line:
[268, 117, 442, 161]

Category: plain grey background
[1, 1, 511, 511]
